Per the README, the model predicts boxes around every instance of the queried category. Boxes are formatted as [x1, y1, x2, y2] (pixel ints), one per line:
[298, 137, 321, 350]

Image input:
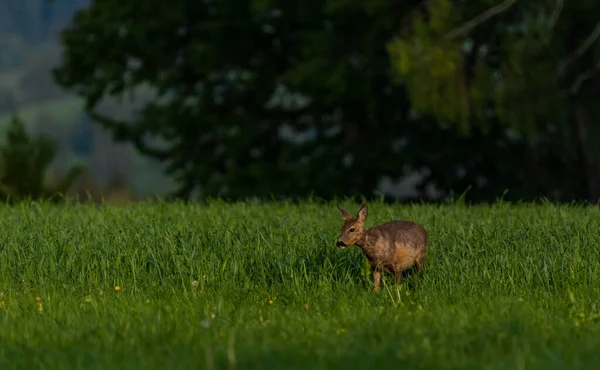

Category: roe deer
[336, 203, 428, 291]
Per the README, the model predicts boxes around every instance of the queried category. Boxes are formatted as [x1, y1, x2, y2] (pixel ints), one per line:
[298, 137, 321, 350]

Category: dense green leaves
[52, 0, 430, 199]
[51, 0, 600, 202]
[389, 0, 600, 201]
[388, 0, 480, 134]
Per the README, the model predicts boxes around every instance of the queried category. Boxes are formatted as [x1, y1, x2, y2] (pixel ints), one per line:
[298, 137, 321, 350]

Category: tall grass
[0, 199, 599, 369]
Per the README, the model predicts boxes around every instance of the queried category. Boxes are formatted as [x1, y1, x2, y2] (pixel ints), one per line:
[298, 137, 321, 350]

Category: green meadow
[0, 200, 599, 369]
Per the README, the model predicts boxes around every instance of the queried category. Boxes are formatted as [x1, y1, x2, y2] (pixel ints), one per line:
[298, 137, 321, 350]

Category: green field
[1, 200, 599, 369]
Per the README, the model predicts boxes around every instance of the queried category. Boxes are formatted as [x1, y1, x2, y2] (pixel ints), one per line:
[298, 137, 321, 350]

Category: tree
[53, 0, 594, 202]
[51, 0, 436, 199]
[388, 0, 600, 202]
[0, 114, 84, 203]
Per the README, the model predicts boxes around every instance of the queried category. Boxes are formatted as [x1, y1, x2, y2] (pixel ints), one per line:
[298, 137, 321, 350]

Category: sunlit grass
[0, 199, 599, 369]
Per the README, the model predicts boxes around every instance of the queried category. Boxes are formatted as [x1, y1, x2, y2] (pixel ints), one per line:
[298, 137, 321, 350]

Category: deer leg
[415, 255, 426, 274]
[395, 270, 402, 286]
[373, 270, 381, 292]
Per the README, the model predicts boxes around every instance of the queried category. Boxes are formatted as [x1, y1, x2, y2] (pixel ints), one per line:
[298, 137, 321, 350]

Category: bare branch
[443, 0, 519, 41]
[548, 0, 563, 30]
[569, 63, 600, 94]
[557, 23, 600, 77]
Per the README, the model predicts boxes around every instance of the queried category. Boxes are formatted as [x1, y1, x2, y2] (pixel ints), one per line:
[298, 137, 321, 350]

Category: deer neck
[356, 231, 384, 264]
[354, 231, 371, 251]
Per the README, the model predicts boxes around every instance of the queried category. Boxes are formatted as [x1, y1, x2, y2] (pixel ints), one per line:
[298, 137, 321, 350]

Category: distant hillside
[0, 0, 177, 199]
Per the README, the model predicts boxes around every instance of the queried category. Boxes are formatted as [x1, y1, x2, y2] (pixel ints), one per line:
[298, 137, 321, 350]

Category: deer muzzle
[336, 240, 347, 249]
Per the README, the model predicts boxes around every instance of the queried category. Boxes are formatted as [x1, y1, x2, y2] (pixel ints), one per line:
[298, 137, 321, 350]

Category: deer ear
[357, 203, 368, 222]
[337, 205, 353, 221]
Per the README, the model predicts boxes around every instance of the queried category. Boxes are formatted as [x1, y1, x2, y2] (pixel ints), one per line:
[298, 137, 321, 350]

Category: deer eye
[349, 228, 355, 233]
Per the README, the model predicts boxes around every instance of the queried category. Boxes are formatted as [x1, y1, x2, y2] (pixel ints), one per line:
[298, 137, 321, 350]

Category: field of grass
[1, 200, 600, 369]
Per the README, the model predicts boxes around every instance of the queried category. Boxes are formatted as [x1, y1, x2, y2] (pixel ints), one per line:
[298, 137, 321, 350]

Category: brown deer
[336, 204, 428, 291]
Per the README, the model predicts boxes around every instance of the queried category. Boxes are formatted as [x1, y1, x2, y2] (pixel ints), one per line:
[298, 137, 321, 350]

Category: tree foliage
[52, 0, 441, 199]
[0, 114, 84, 203]
[389, 0, 600, 201]
[52, 0, 600, 202]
